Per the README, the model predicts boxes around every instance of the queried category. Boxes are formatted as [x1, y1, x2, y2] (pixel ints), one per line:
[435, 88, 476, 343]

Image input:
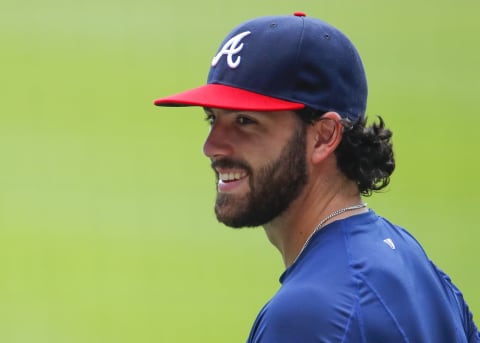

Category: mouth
[216, 169, 248, 192]
[218, 170, 248, 182]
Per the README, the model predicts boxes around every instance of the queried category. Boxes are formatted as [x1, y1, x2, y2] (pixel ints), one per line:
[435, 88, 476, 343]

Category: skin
[203, 108, 368, 267]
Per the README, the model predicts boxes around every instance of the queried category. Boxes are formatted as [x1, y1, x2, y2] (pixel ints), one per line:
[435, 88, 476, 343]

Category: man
[154, 12, 479, 342]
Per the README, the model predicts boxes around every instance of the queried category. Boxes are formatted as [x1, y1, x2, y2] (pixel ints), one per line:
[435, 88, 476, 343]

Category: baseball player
[154, 12, 479, 342]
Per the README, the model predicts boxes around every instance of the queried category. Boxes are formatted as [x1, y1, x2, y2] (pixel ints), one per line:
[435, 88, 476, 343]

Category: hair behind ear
[335, 116, 395, 196]
[296, 109, 395, 195]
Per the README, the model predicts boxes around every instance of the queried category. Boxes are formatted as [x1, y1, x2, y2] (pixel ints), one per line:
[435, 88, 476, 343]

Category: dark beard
[212, 122, 308, 228]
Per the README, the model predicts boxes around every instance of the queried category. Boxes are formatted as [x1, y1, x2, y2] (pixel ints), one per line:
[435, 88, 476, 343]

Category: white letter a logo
[211, 31, 251, 69]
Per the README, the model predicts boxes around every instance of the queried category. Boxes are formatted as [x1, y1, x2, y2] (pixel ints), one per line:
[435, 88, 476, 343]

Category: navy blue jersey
[247, 210, 479, 343]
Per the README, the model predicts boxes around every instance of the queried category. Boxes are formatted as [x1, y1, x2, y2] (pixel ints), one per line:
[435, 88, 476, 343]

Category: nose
[203, 122, 234, 159]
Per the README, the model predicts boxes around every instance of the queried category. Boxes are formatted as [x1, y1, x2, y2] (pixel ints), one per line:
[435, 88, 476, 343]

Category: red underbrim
[153, 84, 305, 111]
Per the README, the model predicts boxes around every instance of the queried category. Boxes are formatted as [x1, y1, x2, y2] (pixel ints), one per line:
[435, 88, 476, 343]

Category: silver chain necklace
[291, 203, 367, 266]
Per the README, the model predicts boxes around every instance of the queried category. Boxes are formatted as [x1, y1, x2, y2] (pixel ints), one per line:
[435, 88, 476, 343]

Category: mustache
[211, 158, 252, 173]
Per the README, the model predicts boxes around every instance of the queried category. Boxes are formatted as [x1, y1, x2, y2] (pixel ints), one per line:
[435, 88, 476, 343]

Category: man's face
[203, 109, 308, 228]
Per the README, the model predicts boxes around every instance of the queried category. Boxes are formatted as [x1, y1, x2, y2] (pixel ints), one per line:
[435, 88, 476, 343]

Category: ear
[310, 112, 344, 165]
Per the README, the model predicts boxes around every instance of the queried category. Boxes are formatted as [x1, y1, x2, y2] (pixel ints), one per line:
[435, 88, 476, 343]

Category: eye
[204, 114, 215, 126]
[236, 115, 255, 125]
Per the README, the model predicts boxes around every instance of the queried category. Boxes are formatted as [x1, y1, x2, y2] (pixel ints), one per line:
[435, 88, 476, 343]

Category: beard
[211, 122, 308, 228]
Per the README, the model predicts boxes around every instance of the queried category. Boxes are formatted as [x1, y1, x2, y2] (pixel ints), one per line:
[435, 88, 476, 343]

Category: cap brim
[153, 84, 305, 111]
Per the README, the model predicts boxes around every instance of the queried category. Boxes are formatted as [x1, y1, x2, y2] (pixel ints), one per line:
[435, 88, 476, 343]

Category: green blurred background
[1, 0, 478, 341]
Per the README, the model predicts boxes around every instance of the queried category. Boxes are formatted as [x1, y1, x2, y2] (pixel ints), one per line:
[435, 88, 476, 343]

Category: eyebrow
[203, 108, 244, 116]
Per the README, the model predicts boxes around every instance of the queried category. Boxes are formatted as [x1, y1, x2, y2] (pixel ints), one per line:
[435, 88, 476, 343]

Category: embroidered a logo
[211, 31, 251, 69]
[383, 238, 396, 250]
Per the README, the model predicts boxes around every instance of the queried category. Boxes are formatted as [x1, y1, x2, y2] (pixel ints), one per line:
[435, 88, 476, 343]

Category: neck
[263, 174, 366, 268]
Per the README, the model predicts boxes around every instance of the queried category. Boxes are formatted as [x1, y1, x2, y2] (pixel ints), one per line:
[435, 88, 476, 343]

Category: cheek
[249, 150, 280, 176]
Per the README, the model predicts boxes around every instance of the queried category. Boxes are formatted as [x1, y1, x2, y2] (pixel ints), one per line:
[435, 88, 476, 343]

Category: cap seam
[289, 17, 306, 101]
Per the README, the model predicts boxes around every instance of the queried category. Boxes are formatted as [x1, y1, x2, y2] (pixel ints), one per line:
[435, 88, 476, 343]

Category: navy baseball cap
[154, 12, 368, 121]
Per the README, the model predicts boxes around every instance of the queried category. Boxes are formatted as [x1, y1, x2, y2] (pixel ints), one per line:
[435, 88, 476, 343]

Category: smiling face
[203, 108, 308, 228]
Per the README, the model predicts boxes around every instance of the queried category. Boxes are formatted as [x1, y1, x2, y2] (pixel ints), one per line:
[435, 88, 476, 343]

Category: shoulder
[269, 284, 336, 323]
[247, 283, 360, 343]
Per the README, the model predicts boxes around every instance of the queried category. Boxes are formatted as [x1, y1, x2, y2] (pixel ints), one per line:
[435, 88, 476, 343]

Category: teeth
[219, 171, 246, 181]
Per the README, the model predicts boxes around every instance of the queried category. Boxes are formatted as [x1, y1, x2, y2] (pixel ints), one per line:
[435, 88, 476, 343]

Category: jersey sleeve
[430, 262, 480, 342]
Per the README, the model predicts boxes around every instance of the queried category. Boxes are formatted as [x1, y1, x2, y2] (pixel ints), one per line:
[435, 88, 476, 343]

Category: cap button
[293, 11, 306, 17]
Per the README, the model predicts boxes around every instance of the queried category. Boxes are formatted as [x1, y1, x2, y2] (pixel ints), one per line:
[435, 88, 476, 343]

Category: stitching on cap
[289, 17, 306, 98]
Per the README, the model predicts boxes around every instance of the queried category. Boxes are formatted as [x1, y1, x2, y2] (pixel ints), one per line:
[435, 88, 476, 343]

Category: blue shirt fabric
[247, 210, 479, 343]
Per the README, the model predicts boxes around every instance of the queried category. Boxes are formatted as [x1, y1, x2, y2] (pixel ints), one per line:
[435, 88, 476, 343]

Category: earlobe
[311, 112, 343, 165]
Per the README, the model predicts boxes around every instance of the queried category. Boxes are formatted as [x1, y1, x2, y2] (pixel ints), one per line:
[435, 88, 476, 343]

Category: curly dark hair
[296, 108, 395, 196]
